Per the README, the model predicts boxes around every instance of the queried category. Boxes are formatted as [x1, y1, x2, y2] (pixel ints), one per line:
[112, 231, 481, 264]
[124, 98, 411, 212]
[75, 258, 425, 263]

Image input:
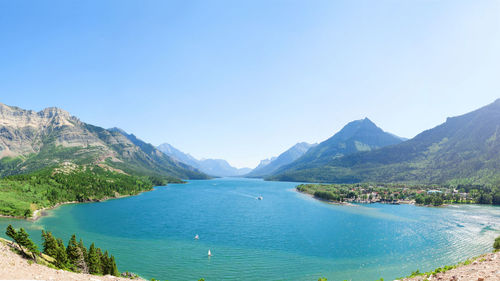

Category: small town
[296, 183, 499, 206]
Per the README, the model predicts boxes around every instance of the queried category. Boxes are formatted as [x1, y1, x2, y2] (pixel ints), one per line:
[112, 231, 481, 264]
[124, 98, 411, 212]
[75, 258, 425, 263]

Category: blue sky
[1, 0, 499, 168]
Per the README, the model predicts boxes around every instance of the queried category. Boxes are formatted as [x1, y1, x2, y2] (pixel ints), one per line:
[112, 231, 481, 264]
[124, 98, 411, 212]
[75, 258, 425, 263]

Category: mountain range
[0, 103, 208, 181]
[269, 99, 500, 185]
[157, 143, 251, 177]
[3, 99, 500, 186]
[245, 142, 317, 178]
[267, 118, 405, 180]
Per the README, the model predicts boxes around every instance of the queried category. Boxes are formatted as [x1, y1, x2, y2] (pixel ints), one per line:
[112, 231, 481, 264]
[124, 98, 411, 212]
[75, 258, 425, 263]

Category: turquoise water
[1, 178, 500, 281]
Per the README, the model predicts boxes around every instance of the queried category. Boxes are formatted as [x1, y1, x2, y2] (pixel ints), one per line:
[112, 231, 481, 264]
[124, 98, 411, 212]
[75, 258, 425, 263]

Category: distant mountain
[270, 99, 500, 184]
[246, 142, 316, 178]
[253, 157, 277, 171]
[157, 143, 199, 168]
[0, 103, 208, 181]
[197, 159, 252, 177]
[157, 143, 251, 177]
[268, 118, 405, 181]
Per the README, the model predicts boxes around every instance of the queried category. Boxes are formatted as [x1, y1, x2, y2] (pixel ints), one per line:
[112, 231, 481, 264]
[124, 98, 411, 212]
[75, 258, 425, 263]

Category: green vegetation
[0, 164, 162, 217]
[402, 255, 481, 280]
[270, 100, 500, 186]
[402, 236, 500, 280]
[6, 224, 38, 261]
[39, 227, 120, 275]
[494, 236, 500, 251]
[297, 182, 500, 206]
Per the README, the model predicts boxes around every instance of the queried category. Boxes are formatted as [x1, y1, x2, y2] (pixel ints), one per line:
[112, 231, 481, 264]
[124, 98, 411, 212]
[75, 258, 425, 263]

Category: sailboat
[208, 249, 212, 257]
[194, 234, 199, 240]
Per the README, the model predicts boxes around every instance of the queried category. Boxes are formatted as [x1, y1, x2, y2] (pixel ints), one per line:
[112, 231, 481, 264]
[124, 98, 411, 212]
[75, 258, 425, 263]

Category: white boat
[257, 196, 263, 200]
[194, 234, 199, 240]
[208, 249, 212, 256]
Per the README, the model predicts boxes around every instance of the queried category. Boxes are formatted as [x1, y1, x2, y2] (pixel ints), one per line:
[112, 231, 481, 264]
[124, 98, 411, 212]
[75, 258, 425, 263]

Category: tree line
[0, 165, 157, 217]
[5, 225, 119, 276]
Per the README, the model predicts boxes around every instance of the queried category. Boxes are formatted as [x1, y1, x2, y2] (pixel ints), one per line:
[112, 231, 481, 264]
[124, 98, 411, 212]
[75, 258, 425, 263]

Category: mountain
[269, 99, 500, 185]
[269, 118, 405, 179]
[254, 157, 277, 170]
[0, 103, 208, 180]
[157, 143, 251, 177]
[197, 159, 252, 177]
[246, 142, 316, 178]
[157, 143, 199, 168]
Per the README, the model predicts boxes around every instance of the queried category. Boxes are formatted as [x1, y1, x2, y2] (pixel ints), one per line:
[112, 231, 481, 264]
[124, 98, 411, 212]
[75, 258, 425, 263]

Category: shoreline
[295, 189, 458, 208]
[0, 188, 155, 222]
[297, 189, 356, 206]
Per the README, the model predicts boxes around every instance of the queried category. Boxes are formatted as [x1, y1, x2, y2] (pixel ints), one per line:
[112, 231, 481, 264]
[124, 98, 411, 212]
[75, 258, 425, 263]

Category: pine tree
[55, 238, 68, 269]
[5, 225, 17, 247]
[87, 243, 101, 274]
[78, 238, 88, 264]
[15, 228, 38, 261]
[109, 255, 119, 276]
[101, 250, 110, 275]
[41, 230, 58, 258]
[66, 234, 80, 267]
[74, 246, 88, 273]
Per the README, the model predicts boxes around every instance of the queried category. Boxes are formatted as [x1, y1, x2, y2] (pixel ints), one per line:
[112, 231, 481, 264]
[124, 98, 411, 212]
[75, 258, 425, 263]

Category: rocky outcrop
[0, 102, 208, 180]
[0, 103, 105, 158]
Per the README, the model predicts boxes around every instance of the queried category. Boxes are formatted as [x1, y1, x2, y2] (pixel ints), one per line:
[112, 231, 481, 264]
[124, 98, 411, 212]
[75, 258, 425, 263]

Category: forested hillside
[270, 99, 500, 185]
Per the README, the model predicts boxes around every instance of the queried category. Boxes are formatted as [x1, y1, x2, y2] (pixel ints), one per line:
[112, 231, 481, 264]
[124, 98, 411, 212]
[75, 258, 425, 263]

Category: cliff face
[0, 103, 208, 180]
[0, 103, 104, 157]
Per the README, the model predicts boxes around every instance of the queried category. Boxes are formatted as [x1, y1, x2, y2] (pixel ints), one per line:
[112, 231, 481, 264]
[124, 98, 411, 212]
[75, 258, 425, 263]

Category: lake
[1, 178, 500, 281]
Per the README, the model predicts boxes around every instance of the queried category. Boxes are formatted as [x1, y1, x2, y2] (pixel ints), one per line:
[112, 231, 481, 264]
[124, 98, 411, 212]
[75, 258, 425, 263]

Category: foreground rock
[0, 239, 144, 281]
[400, 252, 500, 281]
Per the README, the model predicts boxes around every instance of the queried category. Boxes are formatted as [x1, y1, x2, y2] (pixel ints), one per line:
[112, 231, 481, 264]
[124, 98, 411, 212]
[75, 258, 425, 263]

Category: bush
[494, 236, 500, 251]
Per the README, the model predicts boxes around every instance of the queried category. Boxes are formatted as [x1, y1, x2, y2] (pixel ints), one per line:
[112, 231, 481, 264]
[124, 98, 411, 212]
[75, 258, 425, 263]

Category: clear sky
[1, 0, 499, 168]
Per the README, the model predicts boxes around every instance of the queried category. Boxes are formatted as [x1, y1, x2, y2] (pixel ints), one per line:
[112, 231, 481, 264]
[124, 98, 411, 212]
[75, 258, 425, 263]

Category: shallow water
[1, 178, 499, 281]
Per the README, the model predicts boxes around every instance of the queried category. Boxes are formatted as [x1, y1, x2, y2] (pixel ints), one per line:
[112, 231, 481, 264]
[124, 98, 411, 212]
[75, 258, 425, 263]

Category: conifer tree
[74, 246, 88, 273]
[5, 225, 17, 247]
[87, 243, 101, 274]
[41, 230, 58, 258]
[101, 250, 110, 275]
[15, 228, 38, 261]
[66, 234, 80, 267]
[109, 255, 119, 276]
[55, 238, 68, 269]
[78, 238, 88, 264]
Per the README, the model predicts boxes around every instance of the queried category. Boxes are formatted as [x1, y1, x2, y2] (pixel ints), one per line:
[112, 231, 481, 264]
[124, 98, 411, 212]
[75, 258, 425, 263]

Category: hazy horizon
[1, 0, 499, 168]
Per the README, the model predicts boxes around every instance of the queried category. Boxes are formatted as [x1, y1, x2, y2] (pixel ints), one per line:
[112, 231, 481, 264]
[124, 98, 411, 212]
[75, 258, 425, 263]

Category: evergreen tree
[100, 250, 110, 275]
[15, 228, 38, 261]
[55, 238, 68, 269]
[78, 238, 88, 264]
[74, 246, 88, 273]
[5, 225, 17, 247]
[66, 234, 80, 267]
[109, 255, 119, 276]
[41, 230, 58, 258]
[87, 243, 101, 274]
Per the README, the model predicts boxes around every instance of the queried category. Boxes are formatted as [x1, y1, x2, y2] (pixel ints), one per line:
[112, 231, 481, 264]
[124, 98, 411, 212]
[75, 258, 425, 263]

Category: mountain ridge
[245, 142, 316, 178]
[269, 99, 500, 184]
[269, 117, 405, 178]
[0, 103, 208, 180]
[157, 143, 251, 177]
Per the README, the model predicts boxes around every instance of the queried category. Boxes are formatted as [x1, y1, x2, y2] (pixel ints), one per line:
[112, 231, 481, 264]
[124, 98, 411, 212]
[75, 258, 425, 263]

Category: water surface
[1, 178, 499, 281]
